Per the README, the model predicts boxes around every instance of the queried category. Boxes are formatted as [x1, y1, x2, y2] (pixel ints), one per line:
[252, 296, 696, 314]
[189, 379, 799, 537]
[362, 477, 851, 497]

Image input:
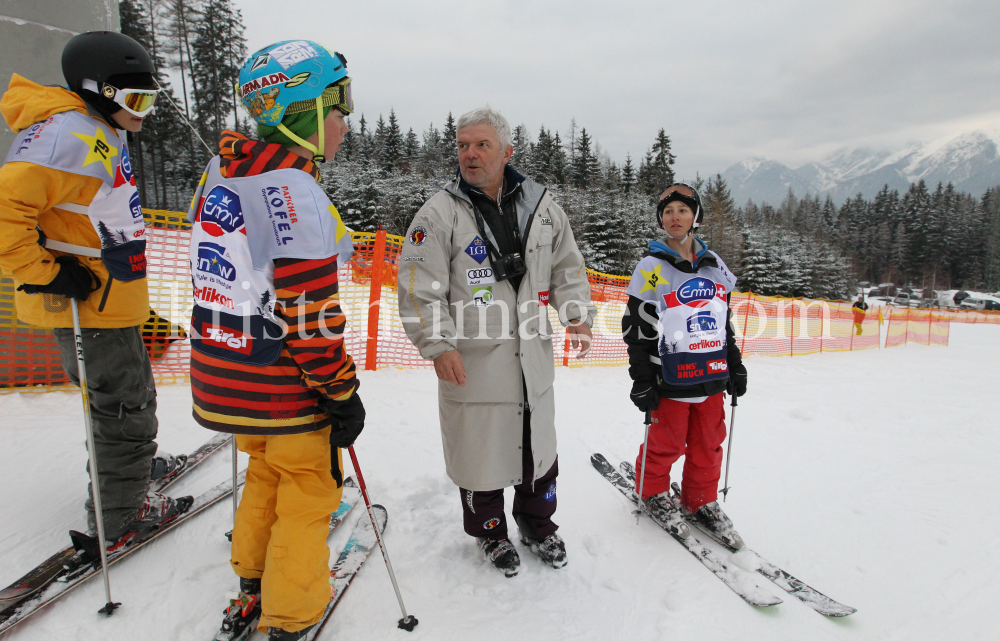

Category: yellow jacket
[0, 74, 148, 328]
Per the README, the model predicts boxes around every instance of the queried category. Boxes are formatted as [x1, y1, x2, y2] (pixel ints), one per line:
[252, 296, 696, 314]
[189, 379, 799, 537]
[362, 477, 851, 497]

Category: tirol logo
[676, 278, 717, 307]
[409, 226, 427, 246]
[483, 518, 501, 530]
[128, 192, 143, 220]
[200, 322, 252, 355]
[199, 185, 244, 237]
[707, 359, 728, 373]
[464, 236, 488, 264]
[686, 310, 718, 333]
[196, 242, 236, 281]
[538, 290, 550, 306]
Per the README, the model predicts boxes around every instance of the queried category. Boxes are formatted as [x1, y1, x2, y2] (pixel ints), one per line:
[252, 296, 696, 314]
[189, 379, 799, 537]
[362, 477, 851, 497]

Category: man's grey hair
[456, 105, 512, 149]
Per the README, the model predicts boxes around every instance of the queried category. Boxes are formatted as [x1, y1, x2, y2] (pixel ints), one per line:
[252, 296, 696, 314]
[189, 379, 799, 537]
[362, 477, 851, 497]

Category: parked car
[892, 292, 914, 307]
[960, 298, 1000, 311]
[878, 282, 897, 297]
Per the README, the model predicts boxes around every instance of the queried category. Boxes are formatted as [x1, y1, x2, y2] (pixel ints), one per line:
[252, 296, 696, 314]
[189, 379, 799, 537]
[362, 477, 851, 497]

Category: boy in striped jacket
[188, 41, 362, 641]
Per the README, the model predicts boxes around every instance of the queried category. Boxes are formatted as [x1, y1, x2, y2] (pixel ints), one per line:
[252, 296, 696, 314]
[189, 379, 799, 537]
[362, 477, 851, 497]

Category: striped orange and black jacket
[190, 131, 358, 435]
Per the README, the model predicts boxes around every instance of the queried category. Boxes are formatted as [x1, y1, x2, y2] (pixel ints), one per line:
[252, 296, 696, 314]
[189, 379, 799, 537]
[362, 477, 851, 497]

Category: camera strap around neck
[468, 183, 535, 260]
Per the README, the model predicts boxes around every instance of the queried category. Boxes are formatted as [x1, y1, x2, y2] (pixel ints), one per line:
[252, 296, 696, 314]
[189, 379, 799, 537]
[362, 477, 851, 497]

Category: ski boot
[477, 537, 520, 577]
[643, 491, 692, 539]
[215, 578, 261, 641]
[689, 501, 744, 549]
[96, 492, 194, 546]
[268, 622, 317, 640]
[150, 450, 186, 481]
[519, 532, 568, 569]
[671, 483, 744, 549]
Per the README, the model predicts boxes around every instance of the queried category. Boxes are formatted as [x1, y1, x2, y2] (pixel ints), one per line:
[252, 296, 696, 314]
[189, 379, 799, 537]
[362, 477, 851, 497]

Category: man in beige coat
[398, 106, 596, 577]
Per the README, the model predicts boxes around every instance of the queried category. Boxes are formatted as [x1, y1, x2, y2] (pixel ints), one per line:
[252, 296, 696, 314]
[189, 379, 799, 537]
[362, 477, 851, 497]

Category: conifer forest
[121, 0, 1000, 299]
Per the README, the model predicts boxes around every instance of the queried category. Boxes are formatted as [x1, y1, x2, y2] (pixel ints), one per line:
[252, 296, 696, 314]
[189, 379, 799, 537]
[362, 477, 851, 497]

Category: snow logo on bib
[686, 310, 718, 334]
[198, 185, 245, 237]
[196, 242, 236, 282]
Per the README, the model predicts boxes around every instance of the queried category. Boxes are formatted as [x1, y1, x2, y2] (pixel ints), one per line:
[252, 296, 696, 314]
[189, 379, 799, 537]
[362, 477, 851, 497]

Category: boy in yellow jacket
[0, 31, 190, 542]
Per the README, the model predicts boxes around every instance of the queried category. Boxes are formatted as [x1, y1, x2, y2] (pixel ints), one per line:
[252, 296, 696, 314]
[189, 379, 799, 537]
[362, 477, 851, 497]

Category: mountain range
[719, 129, 1000, 206]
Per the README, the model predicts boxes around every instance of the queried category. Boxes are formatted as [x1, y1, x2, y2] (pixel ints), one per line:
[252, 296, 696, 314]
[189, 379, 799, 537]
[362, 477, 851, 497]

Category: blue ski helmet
[237, 40, 350, 128]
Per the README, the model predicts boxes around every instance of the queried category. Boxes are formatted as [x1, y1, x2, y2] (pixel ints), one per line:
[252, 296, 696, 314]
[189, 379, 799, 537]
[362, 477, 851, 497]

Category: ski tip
[370, 504, 388, 533]
[591, 453, 615, 474]
[344, 476, 357, 488]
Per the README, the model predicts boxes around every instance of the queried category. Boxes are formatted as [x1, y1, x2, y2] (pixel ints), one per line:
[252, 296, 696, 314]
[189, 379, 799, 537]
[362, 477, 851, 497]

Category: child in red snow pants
[635, 393, 726, 513]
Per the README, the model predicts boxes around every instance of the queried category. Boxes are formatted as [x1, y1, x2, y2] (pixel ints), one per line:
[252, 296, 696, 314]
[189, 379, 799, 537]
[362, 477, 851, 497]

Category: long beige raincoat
[398, 173, 596, 491]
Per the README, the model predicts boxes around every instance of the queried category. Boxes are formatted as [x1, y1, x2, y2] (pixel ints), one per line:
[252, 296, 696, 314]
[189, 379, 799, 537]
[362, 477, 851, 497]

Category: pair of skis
[0, 433, 233, 634]
[214, 483, 388, 641]
[591, 453, 856, 617]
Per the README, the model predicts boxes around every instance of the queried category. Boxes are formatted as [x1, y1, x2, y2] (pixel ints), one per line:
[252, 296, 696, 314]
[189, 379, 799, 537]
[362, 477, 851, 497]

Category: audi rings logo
[468, 268, 493, 279]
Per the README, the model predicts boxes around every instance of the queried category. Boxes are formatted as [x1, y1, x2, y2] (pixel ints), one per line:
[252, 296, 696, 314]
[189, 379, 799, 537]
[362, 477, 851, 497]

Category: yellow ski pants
[231, 427, 343, 633]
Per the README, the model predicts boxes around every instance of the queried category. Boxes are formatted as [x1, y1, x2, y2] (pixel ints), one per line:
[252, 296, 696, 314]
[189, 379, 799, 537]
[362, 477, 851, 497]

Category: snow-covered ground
[2, 324, 998, 640]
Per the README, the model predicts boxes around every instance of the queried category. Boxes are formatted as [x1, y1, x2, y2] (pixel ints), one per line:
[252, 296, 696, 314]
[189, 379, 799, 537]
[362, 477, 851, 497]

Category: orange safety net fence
[2, 215, 993, 391]
[885, 308, 951, 348]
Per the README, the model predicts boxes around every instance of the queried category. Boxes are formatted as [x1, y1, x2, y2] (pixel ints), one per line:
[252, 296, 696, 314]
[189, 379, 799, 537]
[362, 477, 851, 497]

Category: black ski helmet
[62, 31, 156, 125]
[655, 183, 704, 231]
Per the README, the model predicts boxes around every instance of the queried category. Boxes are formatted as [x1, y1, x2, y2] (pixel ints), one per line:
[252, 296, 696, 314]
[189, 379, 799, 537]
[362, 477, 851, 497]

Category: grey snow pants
[53, 325, 158, 533]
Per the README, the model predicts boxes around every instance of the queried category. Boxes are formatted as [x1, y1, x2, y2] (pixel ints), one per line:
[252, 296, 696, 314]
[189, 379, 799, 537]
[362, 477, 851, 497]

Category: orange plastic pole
[819, 303, 824, 353]
[740, 291, 750, 354]
[849, 305, 855, 352]
[790, 298, 796, 356]
[563, 333, 570, 367]
[364, 230, 387, 371]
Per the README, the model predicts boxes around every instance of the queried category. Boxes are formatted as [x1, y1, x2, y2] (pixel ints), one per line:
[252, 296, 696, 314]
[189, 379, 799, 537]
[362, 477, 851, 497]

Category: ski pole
[347, 446, 418, 631]
[71, 298, 120, 615]
[720, 392, 738, 502]
[231, 436, 239, 524]
[634, 410, 652, 523]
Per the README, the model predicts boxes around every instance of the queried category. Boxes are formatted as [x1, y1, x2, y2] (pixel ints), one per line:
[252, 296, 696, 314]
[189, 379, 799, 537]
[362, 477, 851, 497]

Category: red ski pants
[634, 393, 727, 512]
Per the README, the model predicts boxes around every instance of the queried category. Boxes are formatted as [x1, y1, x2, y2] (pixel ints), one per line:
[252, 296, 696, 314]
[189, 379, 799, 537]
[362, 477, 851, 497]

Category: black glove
[324, 393, 365, 449]
[726, 362, 747, 397]
[17, 255, 101, 301]
[629, 380, 660, 413]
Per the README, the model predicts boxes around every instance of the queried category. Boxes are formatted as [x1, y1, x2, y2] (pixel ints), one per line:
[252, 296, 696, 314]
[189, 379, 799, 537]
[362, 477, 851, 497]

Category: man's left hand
[567, 320, 592, 358]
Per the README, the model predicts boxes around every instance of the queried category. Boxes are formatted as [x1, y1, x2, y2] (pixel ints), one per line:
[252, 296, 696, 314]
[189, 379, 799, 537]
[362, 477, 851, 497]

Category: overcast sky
[237, 0, 1000, 178]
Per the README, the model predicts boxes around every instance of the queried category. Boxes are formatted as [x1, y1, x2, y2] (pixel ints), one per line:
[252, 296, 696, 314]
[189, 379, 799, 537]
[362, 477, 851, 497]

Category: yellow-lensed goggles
[284, 78, 353, 116]
[83, 79, 160, 117]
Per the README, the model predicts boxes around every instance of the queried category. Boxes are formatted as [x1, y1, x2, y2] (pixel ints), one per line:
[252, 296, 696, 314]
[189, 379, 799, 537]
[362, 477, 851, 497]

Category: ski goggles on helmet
[656, 183, 700, 215]
[82, 79, 160, 117]
[284, 78, 353, 116]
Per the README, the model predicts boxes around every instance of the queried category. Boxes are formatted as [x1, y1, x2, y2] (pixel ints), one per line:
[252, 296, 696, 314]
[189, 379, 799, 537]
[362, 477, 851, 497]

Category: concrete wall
[0, 0, 120, 152]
